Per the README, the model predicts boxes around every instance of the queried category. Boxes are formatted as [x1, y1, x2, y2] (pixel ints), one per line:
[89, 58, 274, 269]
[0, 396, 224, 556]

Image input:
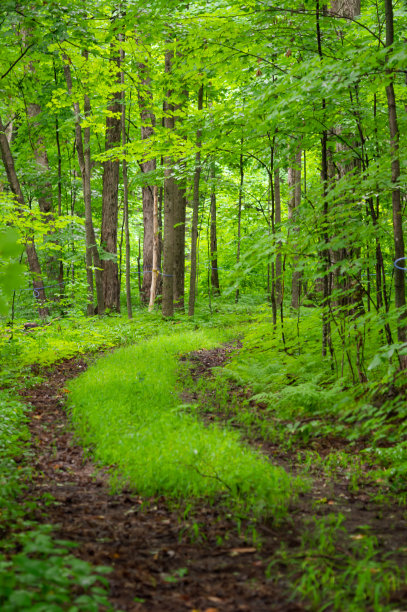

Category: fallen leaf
[229, 547, 256, 556]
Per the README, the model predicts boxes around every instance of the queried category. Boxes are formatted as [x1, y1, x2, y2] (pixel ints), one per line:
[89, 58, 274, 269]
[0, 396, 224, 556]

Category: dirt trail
[20, 347, 407, 610]
[22, 355, 303, 612]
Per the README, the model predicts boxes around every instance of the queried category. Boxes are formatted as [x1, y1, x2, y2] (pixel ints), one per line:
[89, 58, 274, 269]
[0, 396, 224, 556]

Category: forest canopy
[0, 0, 406, 375]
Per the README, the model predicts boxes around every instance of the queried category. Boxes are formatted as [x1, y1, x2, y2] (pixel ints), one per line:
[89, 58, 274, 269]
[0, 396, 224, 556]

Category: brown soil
[18, 344, 407, 611]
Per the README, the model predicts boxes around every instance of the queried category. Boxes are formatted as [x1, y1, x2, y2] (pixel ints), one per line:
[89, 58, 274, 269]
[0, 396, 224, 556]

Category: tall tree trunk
[138, 60, 157, 305]
[385, 0, 406, 349]
[0, 115, 49, 318]
[162, 50, 176, 317]
[149, 186, 159, 312]
[317, 0, 333, 359]
[235, 143, 244, 304]
[210, 163, 220, 296]
[121, 47, 132, 319]
[63, 58, 104, 315]
[101, 47, 121, 312]
[188, 84, 204, 316]
[269, 141, 277, 326]
[54, 108, 64, 294]
[321, 128, 332, 359]
[172, 85, 189, 311]
[288, 147, 302, 309]
[173, 182, 186, 310]
[274, 166, 282, 307]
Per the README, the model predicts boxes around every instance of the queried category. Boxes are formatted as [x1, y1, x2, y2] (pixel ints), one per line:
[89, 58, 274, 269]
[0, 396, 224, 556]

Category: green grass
[269, 514, 404, 612]
[67, 328, 306, 520]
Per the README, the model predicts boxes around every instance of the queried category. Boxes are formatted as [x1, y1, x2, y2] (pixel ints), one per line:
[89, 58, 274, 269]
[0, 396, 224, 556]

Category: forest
[0, 0, 407, 609]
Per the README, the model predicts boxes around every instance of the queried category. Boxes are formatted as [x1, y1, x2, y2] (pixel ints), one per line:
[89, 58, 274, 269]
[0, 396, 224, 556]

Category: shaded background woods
[0, 0, 406, 377]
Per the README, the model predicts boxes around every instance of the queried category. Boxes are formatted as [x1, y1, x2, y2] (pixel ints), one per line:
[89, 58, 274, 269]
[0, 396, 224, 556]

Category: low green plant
[0, 383, 112, 610]
[0, 525, 111, 611]
[269, 514, 403, 611]
[67, 329, 307, 520]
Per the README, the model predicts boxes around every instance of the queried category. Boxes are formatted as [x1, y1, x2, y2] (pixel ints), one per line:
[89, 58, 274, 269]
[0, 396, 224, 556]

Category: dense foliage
[1, 0, 407, 609]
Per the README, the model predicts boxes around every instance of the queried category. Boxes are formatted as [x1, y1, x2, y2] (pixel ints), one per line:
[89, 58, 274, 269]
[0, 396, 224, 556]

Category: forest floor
[20, 345, 407, 611]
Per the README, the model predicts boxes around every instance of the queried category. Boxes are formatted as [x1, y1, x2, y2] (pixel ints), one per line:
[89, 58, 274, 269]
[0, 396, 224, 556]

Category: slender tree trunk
[157, 184, 163, 297]
[317, 0, 333, 359]
[137, 238, 142, 297]
[149, 186, 159, 311]
[385, 0, 406, 349]
[162, 50, 175, 317]
[321, 128, 332, 358]
[235, 143, 244, 304]
[138, 60, 157, 305]
[121, 48, 132, 319]
[188, 84, 204, 316]
[274, 166, 282, 306]
[210, 163, 220, 295]
[269, 142, 277, 325]
[172, 85, 189, 311]
[101, 47, 121, 312]
[0, 115, 49, 317]
[55, 114, 64, 293]
[288, 147, 302, 309]
[64, 58, 104, 315]
[173, 182, 186, 310]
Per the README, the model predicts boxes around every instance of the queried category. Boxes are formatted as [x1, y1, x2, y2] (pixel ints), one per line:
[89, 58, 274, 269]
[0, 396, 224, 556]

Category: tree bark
[63, 58, 104, 315]
[121, 45, 132, 319]
[0, 115, 49, 317]
[172, 85, 189, 312]
[149, 186, 159, 311]
[385, 0, 406, 348]
[235, 144, 244, 304]
[123, 135, 132, 319]
[317, 0, 333, 359]
[274, 166, 282, 306]
[210, 163, 220, 296]
[138, 61, 157, 305]
[162, 50, 175, 317]
[101, 47, 121, 312]
[188, 84, 204, 316]
[288, 147, 302, 309]
[173, 182, 186, 310]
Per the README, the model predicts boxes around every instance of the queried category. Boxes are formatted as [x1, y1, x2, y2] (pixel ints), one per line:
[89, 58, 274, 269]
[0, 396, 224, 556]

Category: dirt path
[22, 355, 304, 612]
[20, 347, 407, 611]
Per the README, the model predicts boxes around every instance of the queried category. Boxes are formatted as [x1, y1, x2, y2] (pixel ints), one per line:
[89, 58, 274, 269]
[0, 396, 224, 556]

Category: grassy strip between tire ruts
[67, 329, 307, 520]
